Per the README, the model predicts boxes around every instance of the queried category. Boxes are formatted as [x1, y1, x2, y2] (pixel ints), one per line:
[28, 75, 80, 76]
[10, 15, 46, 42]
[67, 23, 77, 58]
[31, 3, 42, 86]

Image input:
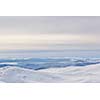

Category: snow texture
[0, 64, 100, 83]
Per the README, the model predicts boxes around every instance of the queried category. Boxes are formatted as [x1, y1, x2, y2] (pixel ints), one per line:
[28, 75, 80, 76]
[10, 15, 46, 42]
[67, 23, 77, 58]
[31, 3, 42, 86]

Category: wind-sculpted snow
[0, 58, 100, 70]
[0, 64, 100, 83]
[0, 58, 100, 83]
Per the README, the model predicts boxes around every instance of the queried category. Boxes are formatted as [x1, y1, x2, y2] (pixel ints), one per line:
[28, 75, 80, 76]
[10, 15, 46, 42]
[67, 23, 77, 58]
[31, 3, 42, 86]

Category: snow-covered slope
[0, 64, 100, 83]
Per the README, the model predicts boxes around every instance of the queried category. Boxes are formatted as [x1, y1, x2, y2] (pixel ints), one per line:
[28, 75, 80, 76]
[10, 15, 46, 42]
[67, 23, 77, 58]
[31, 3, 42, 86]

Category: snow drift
[0, 64, 100, 83]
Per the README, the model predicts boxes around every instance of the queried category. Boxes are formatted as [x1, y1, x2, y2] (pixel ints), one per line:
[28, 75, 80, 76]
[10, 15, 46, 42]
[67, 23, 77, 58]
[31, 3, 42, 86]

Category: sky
[0, 16, 100, 51]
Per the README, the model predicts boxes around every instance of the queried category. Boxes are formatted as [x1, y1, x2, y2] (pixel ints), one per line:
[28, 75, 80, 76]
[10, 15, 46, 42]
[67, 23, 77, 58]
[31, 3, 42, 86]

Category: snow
[0, 64, 100, 83]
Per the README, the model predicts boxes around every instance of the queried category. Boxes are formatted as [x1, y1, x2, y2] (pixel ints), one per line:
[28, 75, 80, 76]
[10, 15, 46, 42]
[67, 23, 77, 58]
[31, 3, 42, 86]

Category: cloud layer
[0, 16, 100, 50]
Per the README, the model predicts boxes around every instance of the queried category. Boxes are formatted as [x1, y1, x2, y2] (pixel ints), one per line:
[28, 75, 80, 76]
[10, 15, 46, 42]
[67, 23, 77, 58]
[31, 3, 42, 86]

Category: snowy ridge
[0, 64, 100, 83]
[0, 58, 100, 70]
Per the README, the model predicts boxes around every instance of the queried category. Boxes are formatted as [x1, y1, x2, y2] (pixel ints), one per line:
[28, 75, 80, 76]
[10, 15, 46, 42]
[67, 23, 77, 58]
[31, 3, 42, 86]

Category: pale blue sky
[0, 16, 100, 50]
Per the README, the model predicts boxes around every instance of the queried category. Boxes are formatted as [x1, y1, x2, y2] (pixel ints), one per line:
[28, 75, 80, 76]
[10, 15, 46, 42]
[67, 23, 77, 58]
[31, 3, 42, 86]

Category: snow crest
[0, 64, 100, 83]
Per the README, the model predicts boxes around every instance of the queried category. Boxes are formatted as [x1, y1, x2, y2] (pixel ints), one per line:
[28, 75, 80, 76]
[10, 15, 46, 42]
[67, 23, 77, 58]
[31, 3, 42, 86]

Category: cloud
[0, 16, 100, 35]
[0, 16, 100, 50]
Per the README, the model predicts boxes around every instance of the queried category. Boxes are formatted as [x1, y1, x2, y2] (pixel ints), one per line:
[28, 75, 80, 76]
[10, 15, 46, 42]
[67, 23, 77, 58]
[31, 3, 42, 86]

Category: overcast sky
[0, 16, 100, 50]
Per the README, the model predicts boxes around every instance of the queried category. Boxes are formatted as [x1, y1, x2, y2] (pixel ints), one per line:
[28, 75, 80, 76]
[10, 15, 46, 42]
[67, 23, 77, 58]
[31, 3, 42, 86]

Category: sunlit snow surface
[0, 57, 100, 83]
